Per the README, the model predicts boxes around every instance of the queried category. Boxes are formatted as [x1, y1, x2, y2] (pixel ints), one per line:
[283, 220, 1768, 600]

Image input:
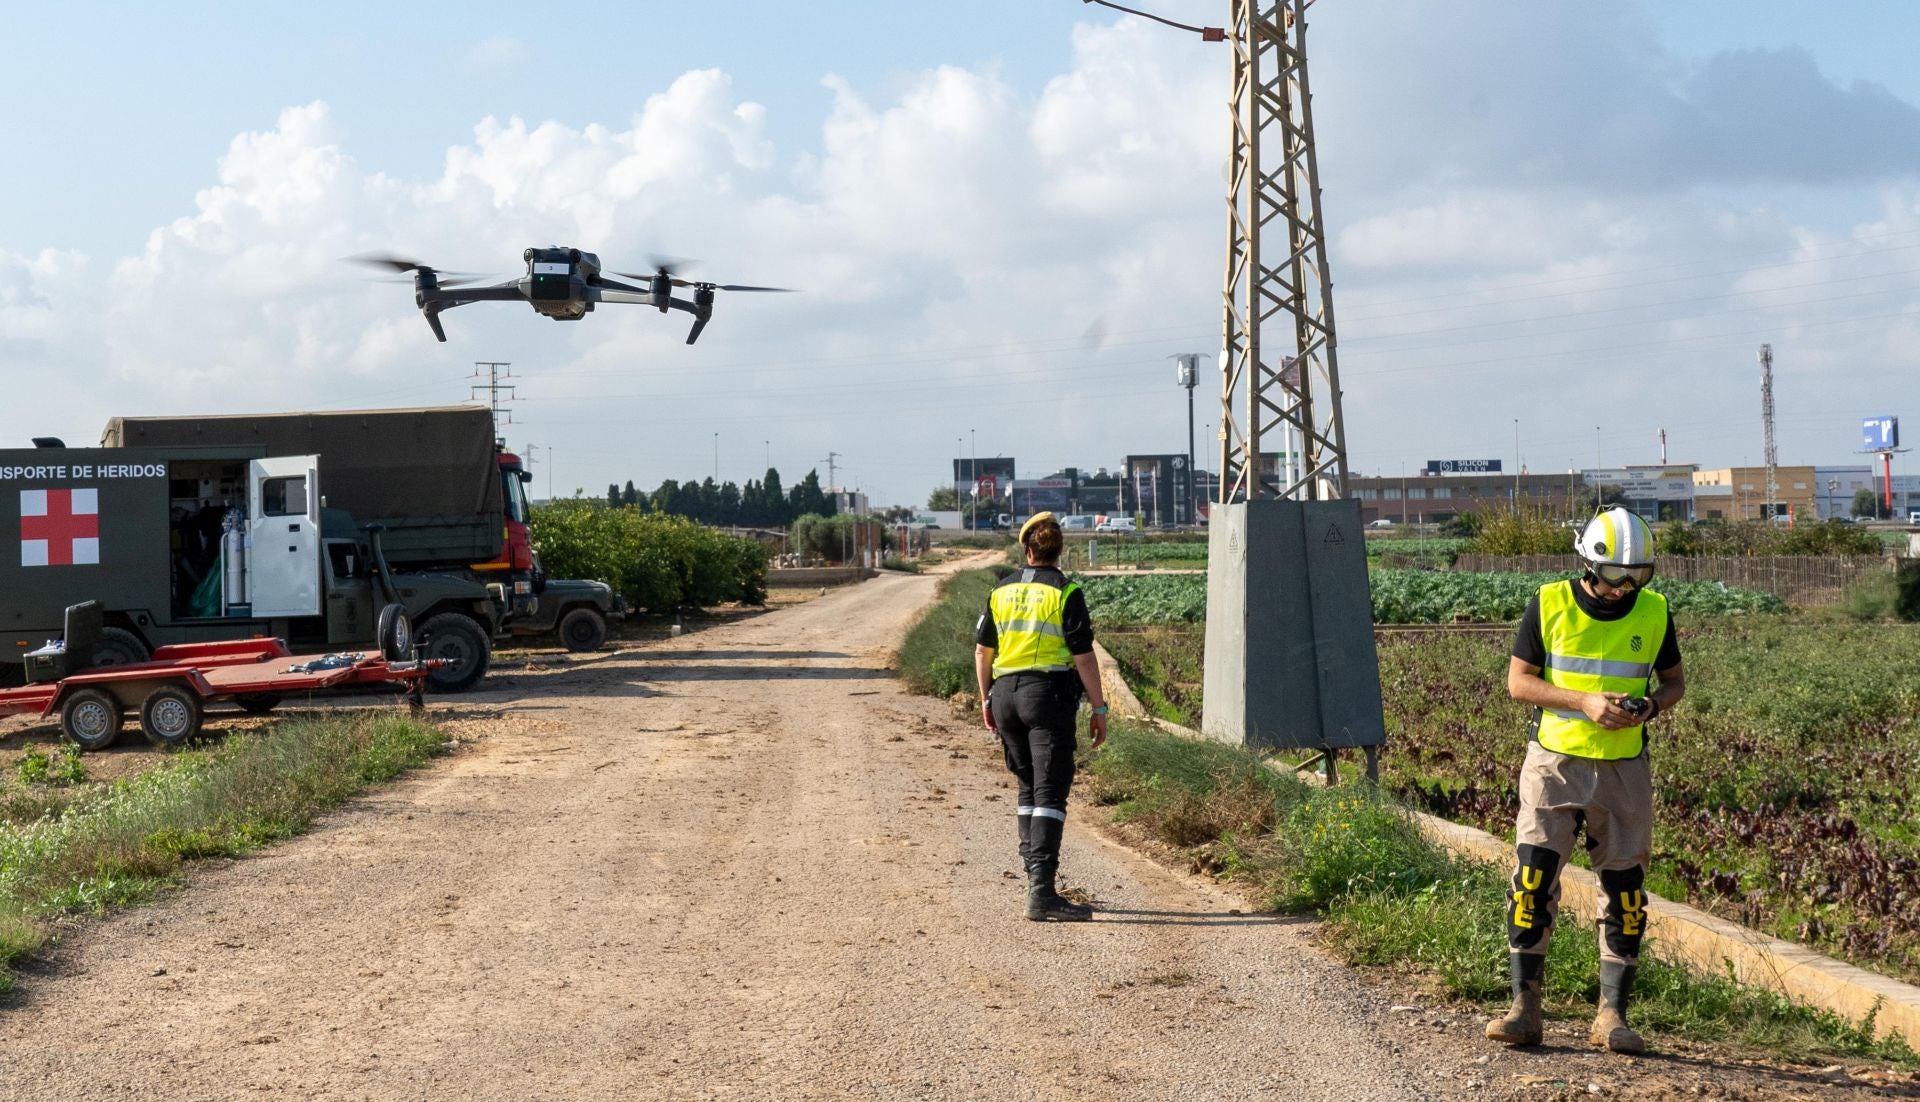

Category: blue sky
[4, 2, 1918, 505]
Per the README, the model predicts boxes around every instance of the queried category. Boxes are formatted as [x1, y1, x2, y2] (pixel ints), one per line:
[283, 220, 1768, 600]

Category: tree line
[604, 467, 836, 528]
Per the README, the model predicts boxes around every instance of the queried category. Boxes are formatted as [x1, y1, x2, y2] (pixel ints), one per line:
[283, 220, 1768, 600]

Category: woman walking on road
[973, 512, 1109, 921]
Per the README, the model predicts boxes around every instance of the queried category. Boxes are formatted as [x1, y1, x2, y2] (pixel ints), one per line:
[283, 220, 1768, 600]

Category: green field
[1100, 617, 1920, 984]
[1078, 569, 1786, 624]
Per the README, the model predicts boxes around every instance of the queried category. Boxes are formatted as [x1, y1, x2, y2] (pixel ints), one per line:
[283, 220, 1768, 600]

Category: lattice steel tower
[1218, 0, 1352, 502]
[1759, 344, 1778, 514]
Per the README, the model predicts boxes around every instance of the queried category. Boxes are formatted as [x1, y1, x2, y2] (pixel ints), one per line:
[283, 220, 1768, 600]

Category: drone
[351, 247, 792, 344]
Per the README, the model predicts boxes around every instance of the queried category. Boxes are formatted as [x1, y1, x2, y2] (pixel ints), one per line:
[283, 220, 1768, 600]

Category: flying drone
[351, 247, 792, 344]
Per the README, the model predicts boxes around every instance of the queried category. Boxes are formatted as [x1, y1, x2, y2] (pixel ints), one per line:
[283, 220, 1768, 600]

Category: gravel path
[0, 570, 1900, 1100]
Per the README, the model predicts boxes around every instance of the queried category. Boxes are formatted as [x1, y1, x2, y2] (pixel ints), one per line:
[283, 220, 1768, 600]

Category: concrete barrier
[1122, 714, 1920, 1047]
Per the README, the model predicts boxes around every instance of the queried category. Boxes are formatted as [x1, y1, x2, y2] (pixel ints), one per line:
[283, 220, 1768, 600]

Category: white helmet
[1576, 507, 1655, 588]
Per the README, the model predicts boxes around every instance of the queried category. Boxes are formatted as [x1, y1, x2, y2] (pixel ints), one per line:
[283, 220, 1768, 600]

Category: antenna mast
[1759, 345, 1778, 516]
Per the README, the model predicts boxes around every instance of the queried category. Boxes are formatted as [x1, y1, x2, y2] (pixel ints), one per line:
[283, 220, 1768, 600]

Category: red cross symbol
[20, 488, 100, 567]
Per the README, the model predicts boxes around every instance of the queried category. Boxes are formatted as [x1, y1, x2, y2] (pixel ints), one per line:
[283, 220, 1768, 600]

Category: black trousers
[990, 672, 1079, 866]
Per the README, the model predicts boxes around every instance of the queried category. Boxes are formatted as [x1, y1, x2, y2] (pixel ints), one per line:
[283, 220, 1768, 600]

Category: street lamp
[1512, 418, 1521, 513]
[713, 432, 719, 483]
[1173, 353, 1201, 526]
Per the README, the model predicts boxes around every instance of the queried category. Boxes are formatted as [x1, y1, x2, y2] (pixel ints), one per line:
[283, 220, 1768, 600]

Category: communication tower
[1759, 345, 1779, 518]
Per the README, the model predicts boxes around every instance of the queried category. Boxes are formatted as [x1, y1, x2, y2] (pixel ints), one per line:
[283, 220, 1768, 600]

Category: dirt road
[0, 572, 1900, 1100]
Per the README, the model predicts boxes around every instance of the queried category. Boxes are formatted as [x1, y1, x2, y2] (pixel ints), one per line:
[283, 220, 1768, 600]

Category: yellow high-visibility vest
[989, 570, 1078, 678]
[1534, 581, 1667, 760]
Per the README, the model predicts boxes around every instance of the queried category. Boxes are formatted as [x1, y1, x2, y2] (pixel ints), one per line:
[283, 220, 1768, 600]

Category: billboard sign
[1862, 416, 1900, 451]
[1425, 459, 1502, 474]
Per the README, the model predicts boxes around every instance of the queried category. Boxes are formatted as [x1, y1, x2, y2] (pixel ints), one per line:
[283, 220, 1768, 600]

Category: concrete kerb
[1093, 688, 1920, 1049]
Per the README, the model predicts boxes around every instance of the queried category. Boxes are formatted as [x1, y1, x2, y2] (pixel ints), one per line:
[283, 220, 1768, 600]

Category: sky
[4, 1, 1918, 507]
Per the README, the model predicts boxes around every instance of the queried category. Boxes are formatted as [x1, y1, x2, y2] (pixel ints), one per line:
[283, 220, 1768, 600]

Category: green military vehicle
[0, 443, 499, 692]
[507, 578, 626, 651]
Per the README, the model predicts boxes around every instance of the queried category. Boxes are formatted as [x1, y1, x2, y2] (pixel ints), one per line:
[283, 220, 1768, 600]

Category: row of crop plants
[1087, 567, 1920, 986]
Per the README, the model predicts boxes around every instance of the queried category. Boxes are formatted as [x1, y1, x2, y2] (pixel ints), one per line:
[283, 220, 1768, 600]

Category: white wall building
[1814, 466, 1875, 519]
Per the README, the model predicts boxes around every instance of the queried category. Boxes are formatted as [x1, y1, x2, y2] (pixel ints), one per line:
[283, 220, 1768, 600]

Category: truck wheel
[140, 685, 204, 748]
[235, 693, 282, 715]
[377, 603, 412, 662]
[90, 627, 150, 668]
[558, 607, 608, 652]
[61, 687, 124, 751]
[419, 614, 491, 693]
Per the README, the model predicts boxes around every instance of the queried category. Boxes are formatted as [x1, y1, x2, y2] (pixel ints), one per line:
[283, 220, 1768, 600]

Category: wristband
[1090, 705, 1109, 716]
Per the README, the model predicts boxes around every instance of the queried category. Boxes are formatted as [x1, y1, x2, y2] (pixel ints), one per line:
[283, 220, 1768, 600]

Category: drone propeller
[699, 283, 795, 293]
[345, 252, 487, 283]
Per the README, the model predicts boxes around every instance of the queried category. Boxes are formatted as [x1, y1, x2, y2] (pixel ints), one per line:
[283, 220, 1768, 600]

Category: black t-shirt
[1510, 579, 1682, 673]
[974, 567, 1095, 656]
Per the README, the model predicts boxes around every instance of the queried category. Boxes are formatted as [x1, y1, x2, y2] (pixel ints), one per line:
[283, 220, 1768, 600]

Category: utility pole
[1759, 344, 1779, 519]
[1200, 0, 1382, 773]
[470, 361, 515, 446]
[1218, 2, 1351, 502]
[820, 451, 841, 504]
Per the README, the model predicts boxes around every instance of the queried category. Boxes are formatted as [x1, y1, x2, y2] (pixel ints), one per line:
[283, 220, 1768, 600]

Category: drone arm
[589, 288, 662, 307]
[419, 284, 524, 304]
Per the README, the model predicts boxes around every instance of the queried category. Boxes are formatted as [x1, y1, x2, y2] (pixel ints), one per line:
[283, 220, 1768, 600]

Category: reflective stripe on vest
[989, 571, 1077, 677]
[1535, 581, 1667, 760]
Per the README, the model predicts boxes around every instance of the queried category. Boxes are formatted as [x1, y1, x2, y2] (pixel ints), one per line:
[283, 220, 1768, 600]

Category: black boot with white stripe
[1024, 813, 1091, 921]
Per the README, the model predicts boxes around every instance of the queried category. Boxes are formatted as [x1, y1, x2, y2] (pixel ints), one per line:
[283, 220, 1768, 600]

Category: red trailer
[0, 638, 438, 751]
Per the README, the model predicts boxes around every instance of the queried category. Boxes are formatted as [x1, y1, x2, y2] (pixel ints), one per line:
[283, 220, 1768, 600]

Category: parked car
[1095, 517, 1137, 533]
[507, 579, 627, 652]
[1060, 514, 1096, 531]
[1367, 518, 1396, 529]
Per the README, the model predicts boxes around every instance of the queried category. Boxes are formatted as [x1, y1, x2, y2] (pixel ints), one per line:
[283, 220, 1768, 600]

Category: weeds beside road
[899, 567, 1919, 1072]
[0, 713, 445, 991]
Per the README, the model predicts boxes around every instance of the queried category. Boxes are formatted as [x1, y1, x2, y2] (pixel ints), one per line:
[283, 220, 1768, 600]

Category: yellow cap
[1018, 511, 1057, 545]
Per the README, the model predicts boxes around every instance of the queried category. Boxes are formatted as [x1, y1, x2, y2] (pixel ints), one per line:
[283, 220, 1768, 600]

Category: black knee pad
[1599, 865, 1648, 960]
[1506, 844, 1562, 951]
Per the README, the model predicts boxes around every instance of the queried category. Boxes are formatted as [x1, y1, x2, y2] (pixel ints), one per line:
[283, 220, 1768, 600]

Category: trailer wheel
[139, 685, 204, 748]
[235, 693, 282, 715]
[61, 687, 124, 751]
[90, 627, 150, 668]
[419, 614, 491, 693]
[377, 603, 412, 662]
[558, 607, 608, 652]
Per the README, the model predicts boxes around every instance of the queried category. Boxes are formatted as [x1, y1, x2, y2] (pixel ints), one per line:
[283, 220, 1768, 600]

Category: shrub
[1464, 509, 1574, 556]
[898, 569, 998, 698]
[531, 500, 767, 612]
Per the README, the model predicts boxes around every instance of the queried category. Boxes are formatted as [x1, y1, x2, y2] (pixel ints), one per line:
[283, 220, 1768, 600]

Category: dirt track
[0, 569, 1909, 1100]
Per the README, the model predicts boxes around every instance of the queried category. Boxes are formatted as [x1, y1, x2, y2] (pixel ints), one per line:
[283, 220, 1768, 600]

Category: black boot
[1022, 813, 1090, 920]
[1591, 961, 1645, 1054]
[1484, 953, 1544, 1045]
[1017, 812, 1032, 863]
[1025, 858, 1093, 922]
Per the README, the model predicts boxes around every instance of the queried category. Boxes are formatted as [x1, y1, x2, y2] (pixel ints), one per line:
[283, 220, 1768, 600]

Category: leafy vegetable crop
[1078, 570, 1786, 625]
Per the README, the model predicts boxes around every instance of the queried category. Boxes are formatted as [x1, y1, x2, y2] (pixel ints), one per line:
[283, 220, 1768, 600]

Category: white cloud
[4, 5, 1917, 503]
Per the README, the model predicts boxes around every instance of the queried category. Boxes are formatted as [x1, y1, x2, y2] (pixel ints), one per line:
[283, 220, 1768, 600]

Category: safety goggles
[1591, 562, 1654, 590]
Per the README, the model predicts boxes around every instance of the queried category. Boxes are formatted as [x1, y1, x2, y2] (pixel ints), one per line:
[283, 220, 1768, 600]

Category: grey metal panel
[1302, 499, 1386, 749]
[1200, 498, 1384, 750]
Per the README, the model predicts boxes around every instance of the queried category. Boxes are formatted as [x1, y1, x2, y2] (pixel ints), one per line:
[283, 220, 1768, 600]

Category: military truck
[100, 406, 537, 615]
[0, 443, 498, 692]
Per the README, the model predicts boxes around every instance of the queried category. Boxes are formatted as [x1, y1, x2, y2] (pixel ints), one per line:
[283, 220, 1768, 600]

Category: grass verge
[0, 712, 448, 991]
[897, 567, 1004, 698]
[1084, 719, 1918, 1068]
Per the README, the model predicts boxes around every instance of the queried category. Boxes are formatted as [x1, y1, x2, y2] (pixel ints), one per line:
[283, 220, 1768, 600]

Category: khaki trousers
[1508, 741, 1653, 965]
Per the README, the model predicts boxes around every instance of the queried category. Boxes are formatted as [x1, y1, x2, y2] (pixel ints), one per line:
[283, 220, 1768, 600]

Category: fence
[1452, 554, 1890, 606]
